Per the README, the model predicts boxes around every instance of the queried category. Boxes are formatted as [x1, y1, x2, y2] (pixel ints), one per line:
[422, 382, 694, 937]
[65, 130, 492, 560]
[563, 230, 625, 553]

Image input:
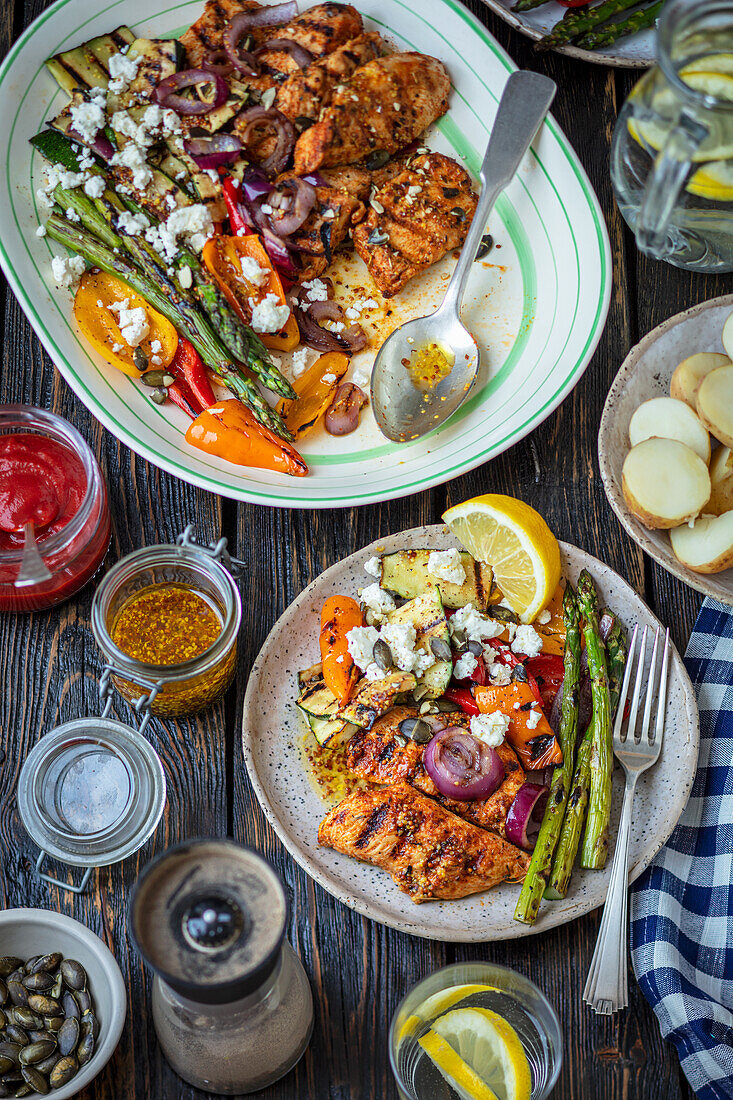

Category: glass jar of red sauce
[0, 407, 111, 612]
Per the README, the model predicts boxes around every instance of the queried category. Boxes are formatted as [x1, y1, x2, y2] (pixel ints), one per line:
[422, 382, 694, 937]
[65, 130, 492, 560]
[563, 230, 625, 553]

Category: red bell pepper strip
[451, 650, 488, 686]
[222, 177, 252, 237]
[170, 338, 215, 412]
[495, 643, 544, 707]
[168, 379, 201, 419]
[443, 686, 480, 716]
[525, 654, 565, 712]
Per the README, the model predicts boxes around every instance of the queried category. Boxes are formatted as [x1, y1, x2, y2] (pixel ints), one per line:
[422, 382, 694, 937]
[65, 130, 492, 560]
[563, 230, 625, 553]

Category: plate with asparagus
[481, 0, 660, 68]
[242, 521, 699, 941]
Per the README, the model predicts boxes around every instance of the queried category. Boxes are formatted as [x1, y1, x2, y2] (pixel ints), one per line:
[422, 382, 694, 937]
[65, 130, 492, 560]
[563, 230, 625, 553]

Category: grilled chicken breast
[352, 151, 477, 297]
[181, 0, 276, 67]
[257, 3, 364, 80]
[293, 52, 451, 173]
[276, 33, 384, 123]
[274, 174, 366, 279]
[345, 708, 525, 839]
[319, 781, 529, 902]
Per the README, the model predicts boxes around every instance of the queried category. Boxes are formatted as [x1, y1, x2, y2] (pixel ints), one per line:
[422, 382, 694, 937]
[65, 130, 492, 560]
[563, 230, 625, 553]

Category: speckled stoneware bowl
[599, 294, 733, 606]
[242, 526, 698, 941]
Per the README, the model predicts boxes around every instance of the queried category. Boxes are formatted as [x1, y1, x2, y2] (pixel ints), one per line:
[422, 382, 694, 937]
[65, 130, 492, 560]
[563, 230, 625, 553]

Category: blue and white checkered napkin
[631, 598, 733, 1100]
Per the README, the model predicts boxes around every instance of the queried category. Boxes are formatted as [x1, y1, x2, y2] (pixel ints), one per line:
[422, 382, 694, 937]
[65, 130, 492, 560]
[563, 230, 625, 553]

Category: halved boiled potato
[622, 438, 711, 529]
[709, 445, 733, 515]
[670, 512, 733, 573]
[696, 365, 733, 448]
[670, 352, 730, 409]
[628, 397, 711, 464]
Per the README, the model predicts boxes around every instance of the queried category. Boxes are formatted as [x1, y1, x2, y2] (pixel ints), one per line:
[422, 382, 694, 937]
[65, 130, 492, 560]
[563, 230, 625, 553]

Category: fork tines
[613, 623, 670, 746]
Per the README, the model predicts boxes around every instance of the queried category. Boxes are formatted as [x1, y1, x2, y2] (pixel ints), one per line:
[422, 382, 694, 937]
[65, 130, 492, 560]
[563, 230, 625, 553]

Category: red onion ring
[256, 37, 314, 68]
[237, 105, 296, 175]
[341, 324, 368, 352]
[505, 783, 549, 850]
[202, 50, 235, 76]
[325, 383, 367, 436]
[307, 299, 344, 323]
[155, 69, 229, 115]
[184, 134, 242, 169]
[423, 727, 506, 801]
[266, 177, 316, 236]
[225, 16, 260, 76]
[293, 306, 349, 352]
[67, 126, 115, 161]
[229, 1, 296, 30]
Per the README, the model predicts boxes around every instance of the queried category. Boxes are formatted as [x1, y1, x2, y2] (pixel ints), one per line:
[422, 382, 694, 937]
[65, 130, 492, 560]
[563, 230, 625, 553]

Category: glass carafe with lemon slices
[390, 962, 562, 1100]
[611, 0, 733, 271]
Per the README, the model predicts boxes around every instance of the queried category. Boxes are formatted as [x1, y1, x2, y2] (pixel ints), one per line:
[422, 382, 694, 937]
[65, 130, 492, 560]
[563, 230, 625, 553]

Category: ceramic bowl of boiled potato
[598, 293, 733, 605]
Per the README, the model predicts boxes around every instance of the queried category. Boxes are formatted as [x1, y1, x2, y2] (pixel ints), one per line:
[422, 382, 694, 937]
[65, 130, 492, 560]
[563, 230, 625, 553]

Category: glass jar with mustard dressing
[91, 531, 241, 718]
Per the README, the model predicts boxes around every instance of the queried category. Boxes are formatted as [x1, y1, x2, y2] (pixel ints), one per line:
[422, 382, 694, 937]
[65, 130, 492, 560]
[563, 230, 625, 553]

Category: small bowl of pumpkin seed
[0, 909, 126, 1098]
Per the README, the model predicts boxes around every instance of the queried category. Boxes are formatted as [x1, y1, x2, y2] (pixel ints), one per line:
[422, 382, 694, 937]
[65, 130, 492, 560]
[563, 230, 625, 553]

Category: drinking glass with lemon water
[611, 0, 733, 272]
[390, 963, 562, 1100]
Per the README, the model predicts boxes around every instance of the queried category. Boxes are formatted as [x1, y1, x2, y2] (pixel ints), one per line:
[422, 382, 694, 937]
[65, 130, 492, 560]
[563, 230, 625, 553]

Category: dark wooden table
[0, 0, 724, 1095]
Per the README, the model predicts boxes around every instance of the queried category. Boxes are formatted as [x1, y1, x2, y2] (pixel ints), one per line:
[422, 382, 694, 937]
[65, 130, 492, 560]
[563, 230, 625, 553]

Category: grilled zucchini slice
[380, 549, 495, 610]
[45, 27, 135, 94]
[296, 664, 357, 746]
[387, 587, 452, 699]
[339, 671, 416, 730]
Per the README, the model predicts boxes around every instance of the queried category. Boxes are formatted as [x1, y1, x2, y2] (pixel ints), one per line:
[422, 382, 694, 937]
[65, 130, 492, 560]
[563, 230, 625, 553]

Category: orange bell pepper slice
[185, 399, 307, 477]
[202, 234, 296, 345]
[473, 681, 562, 770]
[74, 271, 178, 378]
[533, 584, 567, 657]
[276, 352, 350, 439]
[320, 595, 363, 704]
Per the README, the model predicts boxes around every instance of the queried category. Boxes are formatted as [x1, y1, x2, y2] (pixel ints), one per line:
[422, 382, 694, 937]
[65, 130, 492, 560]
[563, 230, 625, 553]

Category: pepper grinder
[130, 838, 314, 1095]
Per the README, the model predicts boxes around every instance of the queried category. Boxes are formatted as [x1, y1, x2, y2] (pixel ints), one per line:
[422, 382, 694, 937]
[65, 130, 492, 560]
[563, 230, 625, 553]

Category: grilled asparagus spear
[577, 571, 614, 869]
[575, 0, 663, 49]
[535, 0, 645, 51]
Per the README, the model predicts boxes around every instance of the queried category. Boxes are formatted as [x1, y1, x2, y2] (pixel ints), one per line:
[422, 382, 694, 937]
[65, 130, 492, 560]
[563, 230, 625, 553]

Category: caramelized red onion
[256, 37, 314, 68]
[292, 306, 366, 354]
[237, 105, 296, 175]
[155, 69, 229, 115]
[423, 727, 506, 801]
[184, 133, 242, 168]
[325, 383, 367, 435]
[266, 177, 316, 235]
[225, 3, 297, 74]
[505, 783, 550, 850]
[202, 50, 235, 76]
[67, 126, 115, 161]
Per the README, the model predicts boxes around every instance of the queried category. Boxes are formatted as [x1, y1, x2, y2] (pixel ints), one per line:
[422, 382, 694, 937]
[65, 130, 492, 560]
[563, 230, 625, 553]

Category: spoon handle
[441, 70, 556, 316]
[15, 522, 53, 587]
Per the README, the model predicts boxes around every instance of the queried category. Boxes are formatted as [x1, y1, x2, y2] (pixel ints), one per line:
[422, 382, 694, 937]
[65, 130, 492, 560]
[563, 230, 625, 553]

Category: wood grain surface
[0, 0, 715, 1095]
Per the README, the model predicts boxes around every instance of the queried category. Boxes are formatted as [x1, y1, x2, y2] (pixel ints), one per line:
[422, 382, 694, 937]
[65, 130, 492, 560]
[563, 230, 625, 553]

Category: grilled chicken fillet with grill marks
[257, 3, 364, 80]
[293, 52, 450, 173]
[319, 782, 529, 902]
[276, 32, 384, 124]
[180, 0, 276, 67]
[345, 708, 525, 839]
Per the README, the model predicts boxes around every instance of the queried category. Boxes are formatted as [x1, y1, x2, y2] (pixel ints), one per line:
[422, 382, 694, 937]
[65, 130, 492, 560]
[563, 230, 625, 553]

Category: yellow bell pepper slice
[73, 271, 178, 378]
[276, 351, 349, 439]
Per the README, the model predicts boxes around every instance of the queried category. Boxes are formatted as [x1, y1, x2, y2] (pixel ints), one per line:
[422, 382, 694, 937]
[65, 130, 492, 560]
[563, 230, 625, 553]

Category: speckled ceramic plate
[599, 295, 733, 606]
[0, 0, 610, 508]
[242, 525, 699, 941]
[480, 0, 656, 68]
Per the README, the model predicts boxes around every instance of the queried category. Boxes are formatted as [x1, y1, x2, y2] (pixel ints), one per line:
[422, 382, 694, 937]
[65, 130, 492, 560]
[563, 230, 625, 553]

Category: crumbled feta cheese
[108, 300, 149, 347]
[328, 320, 345, 332]
[291, 347, 310, 378]
[178, 265, 193, 289]
[150, 339, 162, 354]
[145, 203, 213, 263]
[322, 372, 337, 384]
[345, 306, 360, 320]
[151, 355, 163, 366]
[526, 705, 542, 730]
[488, 662, 512, 686]
[65, 207, 80, 223]
[470, 712, 510, 747]
[364, 556, 381, 578]
[70, 99, 106, 145]
[450, 605, 504, 643]
[352, 368, 370, 389]
[322, 208, 335, 220]
[249, 293, 290, 334]
[347, 625, 380, 678]
[35, 225, 47, 238]
[380, 622, 416, 672]
[511, 625, 543, 658]
[117, 210, 149, 236]
[536, 609, 552, 625]
[107, 50, 140, 93]
[453, 651, 478, 681]
[360, 583, 395, 622]
[302, 278, 328, 302]
[110, 141, 153, 190]
[51, 254, 85, 289]
[240, 256, 268, 286]
[112, 342, 123, 353]
[83, 175, 106, 198]
[427, 548, 466, 586]
[260, 203, 274, 215]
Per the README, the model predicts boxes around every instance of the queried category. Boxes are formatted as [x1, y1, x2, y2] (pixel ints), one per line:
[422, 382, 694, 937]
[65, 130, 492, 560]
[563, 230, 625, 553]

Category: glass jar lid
[17, 717, 166, 868]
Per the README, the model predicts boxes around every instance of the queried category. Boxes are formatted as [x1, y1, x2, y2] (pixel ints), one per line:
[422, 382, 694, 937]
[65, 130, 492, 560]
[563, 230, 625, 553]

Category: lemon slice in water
[421, 1007, 532, 1100]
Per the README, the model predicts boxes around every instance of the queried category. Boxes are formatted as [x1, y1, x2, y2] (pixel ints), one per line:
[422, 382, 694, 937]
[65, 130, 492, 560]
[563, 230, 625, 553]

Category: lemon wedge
[422, 1007, 532, 1100]
[681, 69, 733, 101]
[442, 495, 561, 623]
[396, 985, 498, 1046]
[687, 161, 733, 201]
[680, 53, 733, 78]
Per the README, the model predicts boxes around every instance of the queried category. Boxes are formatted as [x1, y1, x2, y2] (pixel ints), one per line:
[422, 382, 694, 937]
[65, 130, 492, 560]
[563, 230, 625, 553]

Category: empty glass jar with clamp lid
[91, 527, 243, 718]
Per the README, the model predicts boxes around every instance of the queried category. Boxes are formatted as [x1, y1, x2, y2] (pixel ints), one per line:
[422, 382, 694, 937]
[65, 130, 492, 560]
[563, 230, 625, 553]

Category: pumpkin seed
[5, 987, 25, 1011]
[0, 1014, 5, 1032]
[490, 605, 518, 624]
[411, 683, 429, 703]
[141, 369, 167, 387]
[474, 233, 494, 261]
[372, 638, 393, 672]
[429, 637, 452, 662]
[399, 717, 432, 744]
[20, 965, 37, 980]
[80, 1011, 98, 1042]
[61, 993, 79, 1021]
[34, 1054, 59, 1076]
[418, 700, 436, 715]
[0, 1045, 20, 1065]
[27, 997, 61, 1019]
[0, 1061, 12, 1076]
[0, 967, 20, 983]
[0, 1083, 8, 1097]
[10, 1012, 39, 1031]
[0, 983, 7, 1008]
[57, 1018, 78, 1057]
[436, 699, 460, 713]
[27, 957, 61, 978]
[19, 1041, 55, 1066]
[74, 989, 91, 1014]
[43, 1017, 62, 1033]
[451, 627, 466, 647]
[22, 973, 53, 994]
[132, 347, 148, 372]
[3, 1031, 26, 1050]
[450, 206, 466, 221]
[467, 639, 483, 657]
[294, 115, 313, 132]
[77, 1031, 94, 1067]
[149, 386, 168, 405]
[50, 1055, 79, 1088]
[20, 1067, 48, 1094]
[365, 148, 389, 170]
[512, 664, 528, 683]
[13, 1087, 31, 1098]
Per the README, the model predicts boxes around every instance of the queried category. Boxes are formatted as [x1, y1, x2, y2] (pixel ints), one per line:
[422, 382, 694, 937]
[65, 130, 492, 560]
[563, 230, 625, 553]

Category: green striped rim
[0, 0, 610, 505]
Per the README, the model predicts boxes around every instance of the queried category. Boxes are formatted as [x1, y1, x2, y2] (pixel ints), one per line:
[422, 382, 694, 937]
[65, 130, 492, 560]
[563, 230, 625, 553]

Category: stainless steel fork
[583, 623, 670, 1015]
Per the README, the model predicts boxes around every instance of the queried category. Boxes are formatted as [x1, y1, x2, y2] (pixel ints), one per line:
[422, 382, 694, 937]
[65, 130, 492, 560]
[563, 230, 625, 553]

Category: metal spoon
[15, 522, 52, 587]
[371, 70, 557, 442]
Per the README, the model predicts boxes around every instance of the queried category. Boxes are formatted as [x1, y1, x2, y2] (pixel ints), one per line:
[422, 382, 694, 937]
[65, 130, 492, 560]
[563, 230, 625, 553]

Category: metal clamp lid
[176, 525, 247, 580]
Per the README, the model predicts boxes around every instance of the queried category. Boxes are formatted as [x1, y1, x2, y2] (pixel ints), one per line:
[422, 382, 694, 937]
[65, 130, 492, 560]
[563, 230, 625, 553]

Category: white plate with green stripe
[0, 0, 611, 509]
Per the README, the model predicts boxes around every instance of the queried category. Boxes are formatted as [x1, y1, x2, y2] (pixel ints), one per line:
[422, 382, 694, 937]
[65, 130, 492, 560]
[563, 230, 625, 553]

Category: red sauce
[0, 430, 110, 612]
[0, 435, 86, 550]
